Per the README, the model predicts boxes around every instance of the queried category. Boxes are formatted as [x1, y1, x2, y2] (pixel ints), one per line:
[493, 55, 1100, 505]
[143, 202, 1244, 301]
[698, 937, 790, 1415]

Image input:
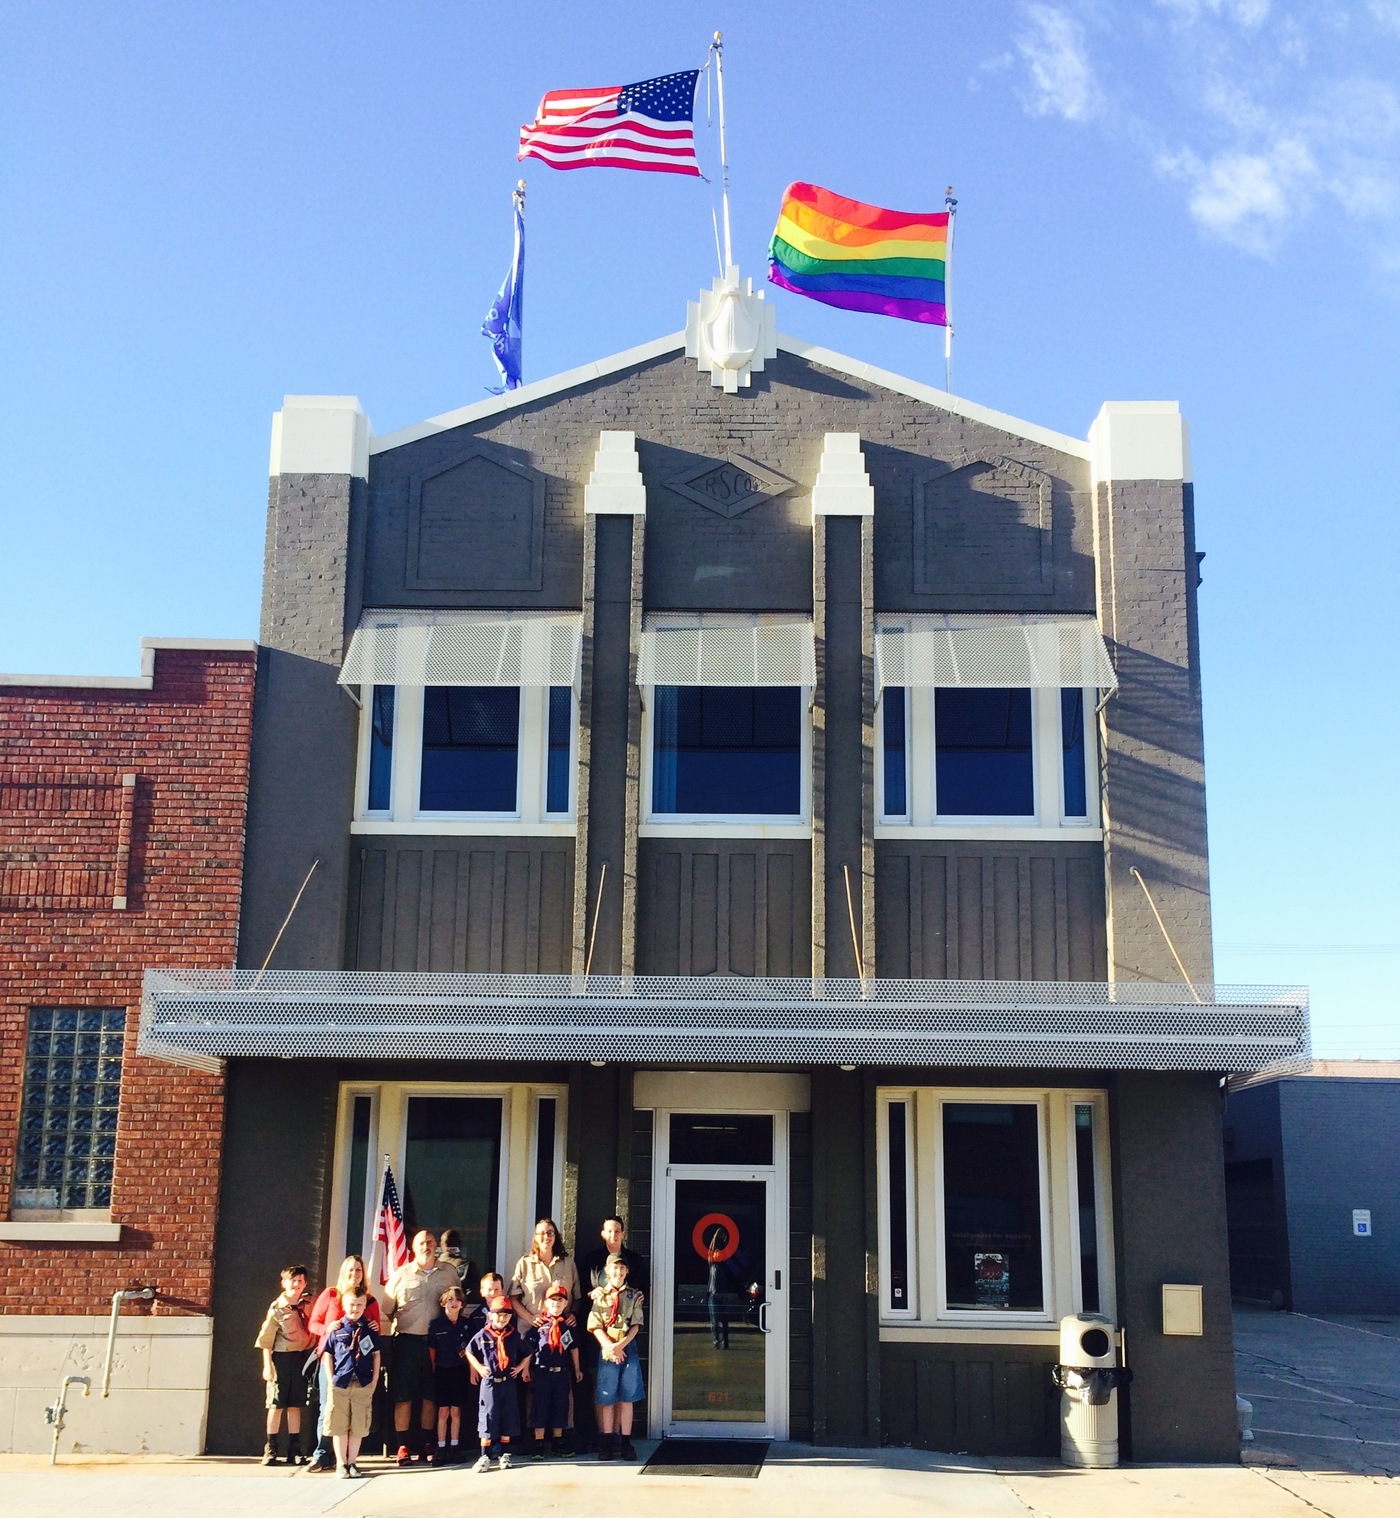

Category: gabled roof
[369, 331, 1091, 460]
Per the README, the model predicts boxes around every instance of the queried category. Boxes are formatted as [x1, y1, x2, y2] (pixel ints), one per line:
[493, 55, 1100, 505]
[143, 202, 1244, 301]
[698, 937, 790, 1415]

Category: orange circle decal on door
[692, 1212, 741, 1263]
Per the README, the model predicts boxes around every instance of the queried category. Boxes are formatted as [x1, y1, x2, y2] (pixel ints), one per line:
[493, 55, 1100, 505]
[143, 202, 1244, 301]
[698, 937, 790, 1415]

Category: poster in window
[973, 1251, 1010, 1309]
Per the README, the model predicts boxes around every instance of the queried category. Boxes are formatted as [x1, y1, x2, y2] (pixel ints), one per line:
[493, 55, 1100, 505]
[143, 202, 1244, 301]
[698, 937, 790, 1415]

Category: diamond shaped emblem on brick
[664, 455, 796, 519]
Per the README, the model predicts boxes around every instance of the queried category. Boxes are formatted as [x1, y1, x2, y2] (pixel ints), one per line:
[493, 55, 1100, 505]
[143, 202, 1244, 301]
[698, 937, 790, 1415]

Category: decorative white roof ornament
[685, 265, 778, 394]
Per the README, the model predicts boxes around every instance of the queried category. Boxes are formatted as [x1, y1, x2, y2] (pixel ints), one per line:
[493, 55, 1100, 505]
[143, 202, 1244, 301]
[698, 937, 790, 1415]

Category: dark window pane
[367, 686, 395, 811]
[943, 1102, 1043, 1311]
[887, 1102, 910, 1311]
[669, 1114, 774, 1166]
[344, 1095, 372, 1259]
[1075, 1104, 1101, 1313]
[935, 688, 1034, 817]
[534, 1098, 557, 1223]
[652, 686, 801, 816]
[883, 688, 907, 817]
[403, 1097, 502, 1276]
[1061, 689, 1088, 818]
[546, 687, 572, 814]
[420, 686, 520, 813]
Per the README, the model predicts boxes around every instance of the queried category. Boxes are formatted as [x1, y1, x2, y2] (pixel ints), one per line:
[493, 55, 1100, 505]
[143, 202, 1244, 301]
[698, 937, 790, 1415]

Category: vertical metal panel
[636, 840, 812, 976]
[875, 841, 1107, 983]
[789, 1110, 814, 1441]
[878, 1344, 1058, 1455]
[347, 837, 575, 973]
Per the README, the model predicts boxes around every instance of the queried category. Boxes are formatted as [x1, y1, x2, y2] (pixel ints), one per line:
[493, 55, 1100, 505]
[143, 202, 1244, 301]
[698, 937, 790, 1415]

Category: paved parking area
[1235, 1305, 1400, 1477]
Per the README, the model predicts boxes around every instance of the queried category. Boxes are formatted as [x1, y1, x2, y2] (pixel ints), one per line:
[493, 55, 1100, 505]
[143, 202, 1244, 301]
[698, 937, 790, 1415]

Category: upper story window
[874, 614, 1115, 837]
[638, 613, 816, 831]
[340, 610, 581, 834]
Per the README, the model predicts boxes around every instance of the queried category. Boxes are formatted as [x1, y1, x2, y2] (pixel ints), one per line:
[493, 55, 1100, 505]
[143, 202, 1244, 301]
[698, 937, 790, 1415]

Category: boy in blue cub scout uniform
[428, 1286, 474, 1463]
[465, 1295, 530, 1471]
[320, 1291, 381, 1479]
[527, 1281, 582, 1456]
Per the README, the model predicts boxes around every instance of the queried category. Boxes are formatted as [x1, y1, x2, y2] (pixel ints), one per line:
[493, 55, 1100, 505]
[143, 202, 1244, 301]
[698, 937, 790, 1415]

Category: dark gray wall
[881, 1343, 1059, 1455]
[1112, 1072, 1237, 1462]
[1279, 1078, 1399, 1313]
[876, 841, 1107, 980]
[1223, 1080, 1291, 1302]
[346, 835, 573, 972]
[636, 839, 812, 975]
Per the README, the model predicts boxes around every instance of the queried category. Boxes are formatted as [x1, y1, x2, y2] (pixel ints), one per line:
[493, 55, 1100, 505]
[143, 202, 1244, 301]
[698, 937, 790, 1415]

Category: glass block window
[16, 1008, 125, 1210]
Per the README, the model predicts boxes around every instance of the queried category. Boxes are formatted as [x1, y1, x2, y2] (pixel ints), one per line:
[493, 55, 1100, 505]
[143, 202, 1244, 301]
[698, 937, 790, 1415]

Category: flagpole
[943, 186, 957, 392]
[513, 178, 526, 382]
[710, 31, 733, 269]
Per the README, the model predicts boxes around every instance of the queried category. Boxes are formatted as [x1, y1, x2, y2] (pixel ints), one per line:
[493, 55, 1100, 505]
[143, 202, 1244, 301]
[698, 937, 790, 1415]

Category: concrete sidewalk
[0, 1443, 1395, 1518]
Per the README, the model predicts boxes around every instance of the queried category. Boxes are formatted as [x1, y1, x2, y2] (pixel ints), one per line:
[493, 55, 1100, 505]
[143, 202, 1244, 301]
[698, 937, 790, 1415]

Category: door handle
[758, 1302, 770, 1333]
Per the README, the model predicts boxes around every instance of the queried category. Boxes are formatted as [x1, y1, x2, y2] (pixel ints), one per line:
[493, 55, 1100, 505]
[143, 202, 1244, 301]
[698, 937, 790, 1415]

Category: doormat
[641, 1438, 770, 1478]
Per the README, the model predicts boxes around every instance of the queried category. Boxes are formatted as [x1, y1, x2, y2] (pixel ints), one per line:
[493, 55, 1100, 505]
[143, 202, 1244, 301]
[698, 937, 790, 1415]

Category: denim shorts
[594, 1350, 643, 1405]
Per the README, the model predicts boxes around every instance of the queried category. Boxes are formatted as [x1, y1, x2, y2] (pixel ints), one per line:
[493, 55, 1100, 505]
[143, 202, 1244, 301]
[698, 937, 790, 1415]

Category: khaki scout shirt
[587, 1284, 644, 1343]
[385, 1260, 461, 1336]
[254, 1294, 314, 1353]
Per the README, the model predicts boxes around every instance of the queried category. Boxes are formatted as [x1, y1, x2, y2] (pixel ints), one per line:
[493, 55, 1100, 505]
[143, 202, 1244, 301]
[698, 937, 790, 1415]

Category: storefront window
[403, 1096, 502, 1274]
[942, 1101, 1044, 1312]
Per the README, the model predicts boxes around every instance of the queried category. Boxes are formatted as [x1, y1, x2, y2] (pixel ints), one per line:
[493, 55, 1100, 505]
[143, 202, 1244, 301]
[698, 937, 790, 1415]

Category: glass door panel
[402, 1096, 501, 1278]
[670, 1178, 767, 1425]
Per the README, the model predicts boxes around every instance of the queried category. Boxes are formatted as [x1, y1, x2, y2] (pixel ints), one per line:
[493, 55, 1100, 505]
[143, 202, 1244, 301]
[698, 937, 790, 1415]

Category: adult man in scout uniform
[384, 1229, 462, 1465]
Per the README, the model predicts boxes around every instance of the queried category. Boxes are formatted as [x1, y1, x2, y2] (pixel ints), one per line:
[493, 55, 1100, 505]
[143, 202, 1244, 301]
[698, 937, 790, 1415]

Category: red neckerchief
[601, 1287, 622, 1328]
[486, 1322, 512, 1371]
[544, 1310, 565, 1352]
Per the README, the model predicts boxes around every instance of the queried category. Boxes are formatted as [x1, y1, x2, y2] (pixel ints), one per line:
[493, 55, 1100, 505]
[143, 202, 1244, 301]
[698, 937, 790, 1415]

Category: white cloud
[1015, 5, 1098, 122]
[1160, 139, 1316, 254]
[1368, 2, 1400, 38]
[1156, 0, 1271, 28]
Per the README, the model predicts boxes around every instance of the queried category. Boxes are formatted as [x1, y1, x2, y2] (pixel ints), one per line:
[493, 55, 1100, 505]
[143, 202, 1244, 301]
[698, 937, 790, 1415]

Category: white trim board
[0, 638, 257, 690]
[368, 331, 1094, 461]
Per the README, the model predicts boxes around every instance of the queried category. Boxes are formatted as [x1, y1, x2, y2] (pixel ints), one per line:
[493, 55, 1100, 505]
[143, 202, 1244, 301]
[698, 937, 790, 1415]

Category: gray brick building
[141, 278, 1308, 1460]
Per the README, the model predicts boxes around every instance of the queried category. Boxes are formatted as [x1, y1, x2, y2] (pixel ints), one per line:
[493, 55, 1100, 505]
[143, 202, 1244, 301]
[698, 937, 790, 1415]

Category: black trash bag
[1051, 1364, 1134, 1406]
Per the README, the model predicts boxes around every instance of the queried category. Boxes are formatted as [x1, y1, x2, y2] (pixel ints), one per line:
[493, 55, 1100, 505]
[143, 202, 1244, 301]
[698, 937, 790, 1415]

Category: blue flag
[482, 188, 524, 391]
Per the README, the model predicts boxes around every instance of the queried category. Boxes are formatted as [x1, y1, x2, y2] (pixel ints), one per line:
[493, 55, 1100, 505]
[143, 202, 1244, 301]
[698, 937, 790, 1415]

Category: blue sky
[3, 3, 1398, 1055]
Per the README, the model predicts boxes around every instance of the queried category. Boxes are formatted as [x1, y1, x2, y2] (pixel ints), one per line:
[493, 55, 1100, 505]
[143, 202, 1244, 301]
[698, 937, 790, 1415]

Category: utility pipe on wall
[102, 1286, 156, 1398]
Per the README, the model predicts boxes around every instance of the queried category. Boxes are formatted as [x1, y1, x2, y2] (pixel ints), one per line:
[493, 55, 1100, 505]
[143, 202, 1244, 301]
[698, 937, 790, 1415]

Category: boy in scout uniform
[528, 1281, 582, 1457]
[466, 1296, 531, 1471]
[587, 1253, 644, 1462]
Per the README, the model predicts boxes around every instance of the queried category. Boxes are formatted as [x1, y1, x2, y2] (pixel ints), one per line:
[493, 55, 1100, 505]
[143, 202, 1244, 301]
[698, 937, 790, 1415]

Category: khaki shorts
[327, 1380, 375, 1438]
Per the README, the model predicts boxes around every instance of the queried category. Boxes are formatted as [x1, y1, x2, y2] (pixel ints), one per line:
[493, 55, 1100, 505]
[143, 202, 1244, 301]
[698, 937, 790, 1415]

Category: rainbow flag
[768, 182, 949, 325]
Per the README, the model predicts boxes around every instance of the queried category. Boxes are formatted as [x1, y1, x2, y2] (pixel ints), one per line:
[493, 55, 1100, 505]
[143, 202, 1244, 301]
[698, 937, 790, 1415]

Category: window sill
[640, 821, 813, 840]
[880, 1324, 1112, 1346]
[351, 819, 577, 838]
[874, 824, 1102, 842]
[0, 1218, 123, 1242]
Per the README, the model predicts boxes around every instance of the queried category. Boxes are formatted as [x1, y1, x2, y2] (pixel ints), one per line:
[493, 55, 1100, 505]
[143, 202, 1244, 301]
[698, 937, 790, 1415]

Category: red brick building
[0, 638, 255, 1452]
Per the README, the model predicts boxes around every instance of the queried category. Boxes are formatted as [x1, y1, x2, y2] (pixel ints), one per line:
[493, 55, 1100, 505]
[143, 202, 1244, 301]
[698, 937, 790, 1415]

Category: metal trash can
[1052, 1313, 1131, 1468]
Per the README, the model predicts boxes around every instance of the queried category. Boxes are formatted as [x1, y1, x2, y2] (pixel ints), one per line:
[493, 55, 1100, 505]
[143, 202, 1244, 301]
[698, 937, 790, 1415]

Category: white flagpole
[710, 31, 734, 269]
[943, 186, 957, 392]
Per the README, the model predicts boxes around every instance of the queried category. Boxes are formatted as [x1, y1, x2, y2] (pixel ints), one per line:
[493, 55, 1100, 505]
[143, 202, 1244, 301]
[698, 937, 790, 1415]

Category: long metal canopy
[141, 969, 1308, 1076]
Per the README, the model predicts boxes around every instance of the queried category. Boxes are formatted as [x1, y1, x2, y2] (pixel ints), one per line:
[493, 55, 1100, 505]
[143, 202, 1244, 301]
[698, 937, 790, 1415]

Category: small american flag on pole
[373, 1161, 411, 1285]
[518, 71, 701, 176]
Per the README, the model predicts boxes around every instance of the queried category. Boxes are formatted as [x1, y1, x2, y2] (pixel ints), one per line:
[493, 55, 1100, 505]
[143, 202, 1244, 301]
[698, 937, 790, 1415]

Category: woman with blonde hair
[305, 1255, 381, 1472]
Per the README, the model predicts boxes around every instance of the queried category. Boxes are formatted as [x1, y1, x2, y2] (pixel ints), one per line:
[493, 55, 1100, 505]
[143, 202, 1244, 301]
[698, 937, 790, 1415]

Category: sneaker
[287, 1448, 305, 1467]
[619, 1438, 638, 1462]
[306, 1447, 335, 1473]
[396, 1445, 412, 1467]
[338, 1464, 353, 1479]
[346, 1463, 365, 1479]
[597, 1439, 615, 1462]
[498, 1451, 512, 1471]
[422, 1447, 436, 1465]
[261, 1440, 280, 1466]
[472, 1452, 492, 1473]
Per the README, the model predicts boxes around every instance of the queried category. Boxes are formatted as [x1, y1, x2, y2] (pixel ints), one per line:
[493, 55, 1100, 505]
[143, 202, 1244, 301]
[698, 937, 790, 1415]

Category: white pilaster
[584, 430, 647, 515]
[811, 432, 875, 517]
[269, 395, 370, 480]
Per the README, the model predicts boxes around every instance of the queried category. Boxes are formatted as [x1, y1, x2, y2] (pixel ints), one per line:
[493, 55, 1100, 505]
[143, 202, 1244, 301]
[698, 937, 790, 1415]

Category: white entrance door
[651, 1111, 788, 1439]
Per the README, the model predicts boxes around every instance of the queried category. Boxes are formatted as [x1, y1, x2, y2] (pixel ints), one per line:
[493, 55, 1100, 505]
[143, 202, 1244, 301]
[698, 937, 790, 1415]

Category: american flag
[373, 1162, 410, 1285]
[518, 71, 701, 176]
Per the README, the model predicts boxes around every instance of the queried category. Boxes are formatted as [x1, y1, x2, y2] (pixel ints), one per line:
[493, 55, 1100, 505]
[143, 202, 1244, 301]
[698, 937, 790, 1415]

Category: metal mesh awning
[339, 610, 582, 688]
[140, 969, 1308, 1076]
[638, 614, 816, 686]
[873, 615, 1117, 693]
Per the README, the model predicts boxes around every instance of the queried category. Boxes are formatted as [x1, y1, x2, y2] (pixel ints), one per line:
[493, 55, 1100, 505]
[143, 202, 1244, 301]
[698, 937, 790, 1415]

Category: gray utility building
[140, 273, 1308, 1460]
[1226, 1061, 1399, 1312]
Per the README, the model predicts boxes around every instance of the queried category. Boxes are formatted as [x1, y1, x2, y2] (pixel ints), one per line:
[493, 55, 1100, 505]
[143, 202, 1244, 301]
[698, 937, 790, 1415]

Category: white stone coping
[0, 638, 256, 691]
[0, 1314, 211, 1337]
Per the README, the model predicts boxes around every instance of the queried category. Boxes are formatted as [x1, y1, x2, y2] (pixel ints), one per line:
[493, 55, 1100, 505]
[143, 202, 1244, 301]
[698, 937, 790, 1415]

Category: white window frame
[351, 682, 577, 837]
[875, 686, 1100, 840]
[875, 1085, 1115, 1330]
[640, 684, 813, 838]
[327, 1080, 568, 1286]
